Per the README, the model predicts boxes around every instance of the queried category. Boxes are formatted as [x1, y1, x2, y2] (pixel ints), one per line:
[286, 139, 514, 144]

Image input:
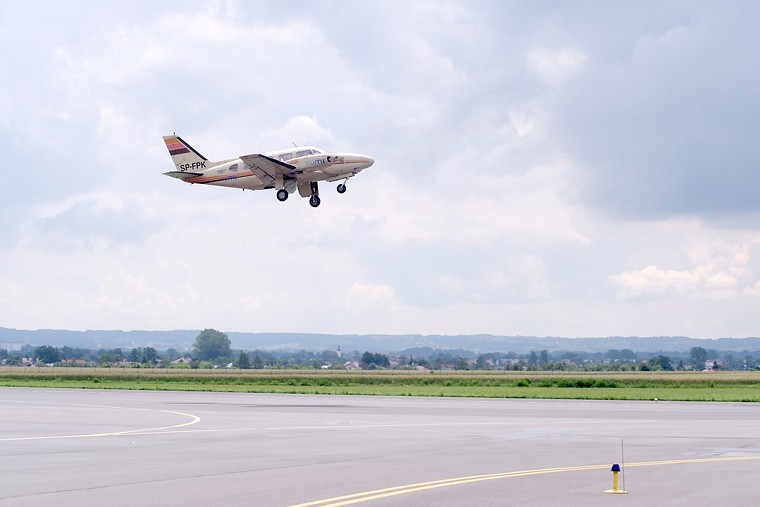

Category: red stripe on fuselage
[185, 170, 255, 184]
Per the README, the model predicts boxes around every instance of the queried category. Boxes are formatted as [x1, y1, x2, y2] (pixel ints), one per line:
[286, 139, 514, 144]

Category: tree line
[2, 329, 759, 371]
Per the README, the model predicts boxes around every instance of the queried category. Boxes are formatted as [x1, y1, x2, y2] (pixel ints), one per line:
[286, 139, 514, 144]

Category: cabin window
[296, 149, 312, 158]
[278, 153, 294, 161]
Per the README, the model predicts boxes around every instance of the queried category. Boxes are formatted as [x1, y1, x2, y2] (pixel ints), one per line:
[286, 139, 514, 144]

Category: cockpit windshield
[295, 148, 324, 157]
[275, 147, 324, 161]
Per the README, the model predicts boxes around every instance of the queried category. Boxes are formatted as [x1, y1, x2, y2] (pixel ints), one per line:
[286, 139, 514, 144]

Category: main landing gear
[308, 182, 321, 208]
[276, 180, 347, 207]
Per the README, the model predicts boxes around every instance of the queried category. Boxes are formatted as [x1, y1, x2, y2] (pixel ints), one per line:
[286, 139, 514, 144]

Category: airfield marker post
[604, 463, 627, 494]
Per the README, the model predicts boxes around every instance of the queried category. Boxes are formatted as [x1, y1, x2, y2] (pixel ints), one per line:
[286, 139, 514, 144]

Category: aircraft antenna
[291, 142, 298, 148]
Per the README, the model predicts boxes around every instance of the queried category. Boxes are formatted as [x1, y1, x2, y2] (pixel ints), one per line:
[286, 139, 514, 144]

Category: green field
[1, 367, 759, 401]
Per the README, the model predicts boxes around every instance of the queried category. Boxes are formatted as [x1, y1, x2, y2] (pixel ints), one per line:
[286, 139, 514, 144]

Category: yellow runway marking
[288, 456, 760, 507]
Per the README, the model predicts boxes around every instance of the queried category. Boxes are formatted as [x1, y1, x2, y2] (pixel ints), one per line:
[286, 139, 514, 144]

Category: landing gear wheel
[276, 189, 289, 202]
[308, 181, 320, 207]
[336, 183, 347, 194]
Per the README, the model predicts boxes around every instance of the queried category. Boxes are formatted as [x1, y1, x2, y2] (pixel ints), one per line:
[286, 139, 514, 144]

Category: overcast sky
[1, 0, 759, 338]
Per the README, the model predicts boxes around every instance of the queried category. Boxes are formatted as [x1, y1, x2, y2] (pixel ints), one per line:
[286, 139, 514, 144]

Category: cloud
[744, 282, 760, 297]
[526, 46, 587, 88]
[348, 283, 397, 307]
[612, 265, 701, 298]
[611, 233, 760, 300]
[553, 5, 760, 219]
[258, 116, 338, 148]
[8, 191, 167, 252]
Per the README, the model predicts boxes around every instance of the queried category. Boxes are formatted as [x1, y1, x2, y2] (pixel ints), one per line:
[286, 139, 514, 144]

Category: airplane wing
[240, 154, 300, 187]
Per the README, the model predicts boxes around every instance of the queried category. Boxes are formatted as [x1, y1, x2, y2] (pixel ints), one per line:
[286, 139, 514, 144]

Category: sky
[1, 0, 759, 338]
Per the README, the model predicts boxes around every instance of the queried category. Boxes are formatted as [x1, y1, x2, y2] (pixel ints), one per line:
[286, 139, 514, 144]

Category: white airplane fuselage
[163, 135, 374, 207]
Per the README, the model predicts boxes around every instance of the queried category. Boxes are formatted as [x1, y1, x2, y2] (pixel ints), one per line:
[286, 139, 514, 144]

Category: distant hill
[0, 328, 198, 351]
[2, 327, 760, 354]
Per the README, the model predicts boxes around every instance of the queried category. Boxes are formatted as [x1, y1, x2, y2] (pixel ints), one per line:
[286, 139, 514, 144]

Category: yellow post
[604, 463, 627, 494]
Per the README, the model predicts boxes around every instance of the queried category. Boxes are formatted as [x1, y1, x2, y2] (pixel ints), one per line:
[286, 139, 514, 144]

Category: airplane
[162, 135, 374, 207]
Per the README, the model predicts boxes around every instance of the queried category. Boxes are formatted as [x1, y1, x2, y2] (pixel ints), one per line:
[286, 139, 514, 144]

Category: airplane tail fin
[163, 135, 209, 173]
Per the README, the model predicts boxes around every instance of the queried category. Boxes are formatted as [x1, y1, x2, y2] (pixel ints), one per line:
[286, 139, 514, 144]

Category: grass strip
[0, 369, 759, 401]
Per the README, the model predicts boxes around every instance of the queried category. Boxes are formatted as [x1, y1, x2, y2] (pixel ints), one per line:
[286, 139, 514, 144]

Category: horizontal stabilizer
[164, 171, 203, 179]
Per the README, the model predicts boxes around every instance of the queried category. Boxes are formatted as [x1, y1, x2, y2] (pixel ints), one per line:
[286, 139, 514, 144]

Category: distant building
[703, 359, 725, 371]
[0, 340, 24, 352]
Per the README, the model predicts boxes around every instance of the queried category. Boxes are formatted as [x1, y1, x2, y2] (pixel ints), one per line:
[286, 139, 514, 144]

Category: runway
[1, 388, 759, 506]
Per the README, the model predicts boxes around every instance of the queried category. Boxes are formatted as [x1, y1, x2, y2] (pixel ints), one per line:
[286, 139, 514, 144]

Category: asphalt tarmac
[1, 388, 759, 506]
